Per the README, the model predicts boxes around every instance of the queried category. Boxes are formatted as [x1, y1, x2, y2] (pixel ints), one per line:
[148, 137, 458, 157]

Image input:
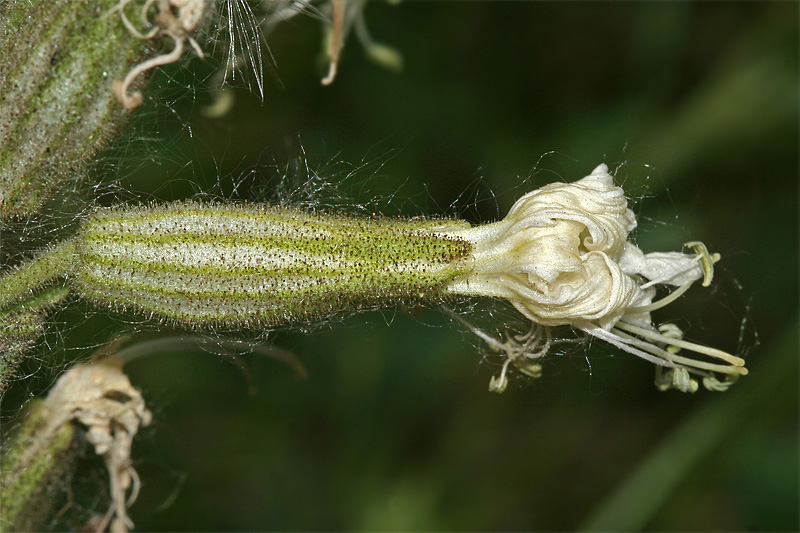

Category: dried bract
[110, 0, 209, 108]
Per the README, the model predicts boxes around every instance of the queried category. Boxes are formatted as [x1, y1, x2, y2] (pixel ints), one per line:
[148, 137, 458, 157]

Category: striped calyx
[74, 202, 474, 328]
[0, 0, 204, 220]
[0, 0, 159, 218]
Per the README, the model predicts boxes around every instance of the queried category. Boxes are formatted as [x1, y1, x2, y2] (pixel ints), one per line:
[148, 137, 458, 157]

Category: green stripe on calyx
[75, 202, 474, 327]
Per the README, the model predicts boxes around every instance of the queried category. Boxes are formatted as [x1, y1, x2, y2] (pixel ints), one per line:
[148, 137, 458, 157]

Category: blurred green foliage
[4, 2, 797, 530]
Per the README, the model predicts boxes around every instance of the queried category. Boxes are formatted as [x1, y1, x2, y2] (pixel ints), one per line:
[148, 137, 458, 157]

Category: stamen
[442, 307, 547, 392]
[684, 241, 721, 287]
[627, 281, 693, 314]
[614, 321, 746, 369]
[582, 323, 678, 369]
[490, 358, 514, 393]
[610, 327, 745, 375]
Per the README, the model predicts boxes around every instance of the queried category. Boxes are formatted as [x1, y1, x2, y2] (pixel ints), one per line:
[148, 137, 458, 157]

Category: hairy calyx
[74, 203, 473, 326]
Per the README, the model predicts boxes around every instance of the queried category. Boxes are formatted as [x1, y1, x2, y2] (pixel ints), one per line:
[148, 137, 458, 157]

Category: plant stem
[0, 285, 72, 395]
[0, 400, 77, 532]
[0, 244, 75, 395]
[0, 239, 77, 312]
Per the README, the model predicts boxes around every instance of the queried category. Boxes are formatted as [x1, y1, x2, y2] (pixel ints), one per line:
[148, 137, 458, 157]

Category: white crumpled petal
[503, 164, 636, 258]
[619, 244, 704, 288]
[441, 163, 747, 390]
[504, 251, 641, 329]
[445, 163, 642, 328]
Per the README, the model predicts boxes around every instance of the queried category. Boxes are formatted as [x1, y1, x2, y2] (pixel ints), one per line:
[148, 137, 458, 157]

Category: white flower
[442, 164, 747, 392]
[0, 160, 746, 394]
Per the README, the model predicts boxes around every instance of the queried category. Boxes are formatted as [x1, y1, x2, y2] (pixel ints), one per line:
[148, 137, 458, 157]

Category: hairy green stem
[0, 401, 77, 532]
[0, 246, 74, 394]
[0, 240, 77, 312]
[0, 285, 72, 395]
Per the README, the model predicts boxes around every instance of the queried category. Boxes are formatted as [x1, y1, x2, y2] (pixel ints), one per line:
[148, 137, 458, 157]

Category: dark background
[13, 1, 800, 530]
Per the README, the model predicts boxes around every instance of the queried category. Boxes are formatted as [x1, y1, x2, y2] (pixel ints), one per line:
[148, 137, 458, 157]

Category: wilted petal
[441, 164, 747, 391]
